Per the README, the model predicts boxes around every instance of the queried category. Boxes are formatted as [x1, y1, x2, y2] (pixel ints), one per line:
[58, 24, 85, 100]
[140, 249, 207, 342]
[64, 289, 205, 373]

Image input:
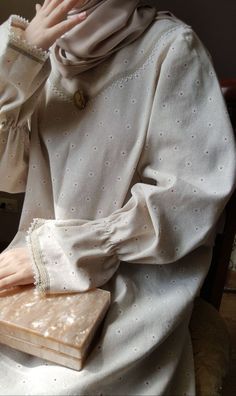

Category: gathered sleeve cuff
[7, 14, 49, 64]
[0, 15, 51, 192]
[26, 28, 236, 295]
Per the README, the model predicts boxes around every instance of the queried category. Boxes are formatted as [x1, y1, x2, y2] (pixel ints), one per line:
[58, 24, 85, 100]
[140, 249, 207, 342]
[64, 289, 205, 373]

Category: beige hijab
[51, 0, 157, 78]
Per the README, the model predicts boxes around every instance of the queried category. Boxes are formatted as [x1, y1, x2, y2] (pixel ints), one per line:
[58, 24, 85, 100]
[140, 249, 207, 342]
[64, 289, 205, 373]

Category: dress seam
[48, 24, 190, 109]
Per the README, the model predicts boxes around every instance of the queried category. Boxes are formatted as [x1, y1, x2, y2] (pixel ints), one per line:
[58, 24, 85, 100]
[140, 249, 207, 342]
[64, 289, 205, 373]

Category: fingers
[44, 0, 76, 16]
[0, 266, 15, 279]
[52, 11, 86, 38]
[0, 273, 19, 290]
[0, 248, 34, 290]
[46, 0, 84, 21]
[35, 3, 42, 13]
[0, 267, 34, 290]
[42, 0, 55, 9]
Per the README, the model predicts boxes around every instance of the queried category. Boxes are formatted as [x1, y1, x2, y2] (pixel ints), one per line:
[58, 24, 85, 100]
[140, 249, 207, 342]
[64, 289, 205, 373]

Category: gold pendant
[73, 89, 87, 110]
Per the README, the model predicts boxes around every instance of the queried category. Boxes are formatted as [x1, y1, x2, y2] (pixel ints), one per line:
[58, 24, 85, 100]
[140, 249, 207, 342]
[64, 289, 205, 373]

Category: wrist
[23, 28, 49, 52]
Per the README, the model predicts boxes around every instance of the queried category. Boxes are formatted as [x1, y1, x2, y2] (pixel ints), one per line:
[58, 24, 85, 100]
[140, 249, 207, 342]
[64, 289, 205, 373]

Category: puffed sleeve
[0, 15, 50, 193]
[26, 28, 236, 294]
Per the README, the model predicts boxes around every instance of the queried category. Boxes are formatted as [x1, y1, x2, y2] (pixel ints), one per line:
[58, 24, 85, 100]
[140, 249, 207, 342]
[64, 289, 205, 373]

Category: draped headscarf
[51, 0, 157, 78]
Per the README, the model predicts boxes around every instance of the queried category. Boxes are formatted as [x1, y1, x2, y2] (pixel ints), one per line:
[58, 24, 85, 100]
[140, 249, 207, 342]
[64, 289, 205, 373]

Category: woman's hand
[24, 0, 87, 51]
[0, 247, 35, 291]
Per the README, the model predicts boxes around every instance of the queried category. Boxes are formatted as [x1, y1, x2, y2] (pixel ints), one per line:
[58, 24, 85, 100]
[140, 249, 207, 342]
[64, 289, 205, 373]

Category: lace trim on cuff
[26, 218, 50, 294]
[8, 15, 49, 64]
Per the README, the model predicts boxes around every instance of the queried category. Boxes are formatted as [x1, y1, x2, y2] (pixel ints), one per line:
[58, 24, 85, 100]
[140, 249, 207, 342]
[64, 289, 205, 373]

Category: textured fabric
[51, 0, 156, 77]
[0, 11, 236, 396]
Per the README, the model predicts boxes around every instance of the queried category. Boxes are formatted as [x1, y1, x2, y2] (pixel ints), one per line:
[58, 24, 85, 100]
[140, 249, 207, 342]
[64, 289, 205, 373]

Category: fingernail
[79, 11, 87, 19]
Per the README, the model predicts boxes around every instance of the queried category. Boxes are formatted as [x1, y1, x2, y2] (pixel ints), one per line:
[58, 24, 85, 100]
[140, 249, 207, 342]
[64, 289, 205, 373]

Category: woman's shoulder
[142, 11, 196, 53]
[134, 11, 212, 70]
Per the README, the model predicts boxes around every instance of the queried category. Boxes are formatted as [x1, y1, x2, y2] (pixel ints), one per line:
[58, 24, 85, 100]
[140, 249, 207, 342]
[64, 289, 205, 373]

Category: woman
[0, 0, 235, 394]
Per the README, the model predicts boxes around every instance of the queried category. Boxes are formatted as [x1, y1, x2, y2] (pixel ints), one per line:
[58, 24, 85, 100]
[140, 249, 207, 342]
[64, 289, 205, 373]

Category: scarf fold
[51, 0, 157, 78]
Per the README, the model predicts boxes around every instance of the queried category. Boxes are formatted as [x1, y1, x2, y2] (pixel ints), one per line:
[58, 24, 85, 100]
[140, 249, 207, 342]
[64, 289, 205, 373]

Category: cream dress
[0, 11, 235, 396]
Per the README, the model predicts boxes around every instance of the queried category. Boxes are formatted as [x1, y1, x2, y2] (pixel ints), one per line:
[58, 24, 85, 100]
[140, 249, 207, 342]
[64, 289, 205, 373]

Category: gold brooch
[73, 89, 87, 110]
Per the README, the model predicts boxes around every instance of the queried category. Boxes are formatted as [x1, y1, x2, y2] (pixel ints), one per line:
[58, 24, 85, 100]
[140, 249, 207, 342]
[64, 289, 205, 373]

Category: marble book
[0, 285, 110, 370]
